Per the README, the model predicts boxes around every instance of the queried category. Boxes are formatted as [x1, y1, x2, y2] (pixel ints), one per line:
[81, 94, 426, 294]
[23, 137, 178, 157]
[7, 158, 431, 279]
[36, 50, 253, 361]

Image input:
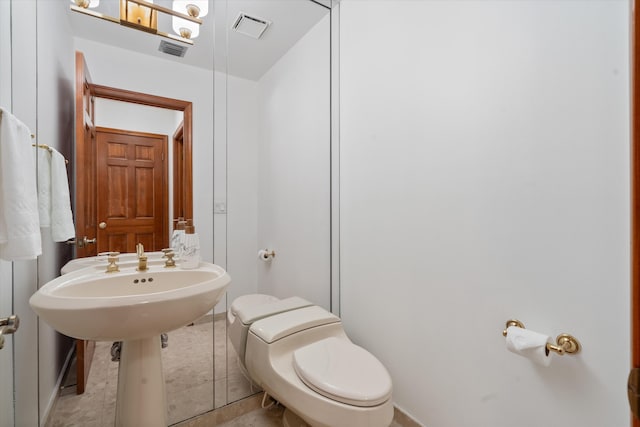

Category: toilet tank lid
[235, 296, 313, 325]
[230, 294, 280, 317]
[249, 305, 340, 343]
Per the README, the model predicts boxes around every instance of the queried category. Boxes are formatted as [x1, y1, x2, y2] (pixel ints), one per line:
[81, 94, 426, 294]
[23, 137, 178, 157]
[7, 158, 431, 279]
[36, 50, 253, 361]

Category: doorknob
[66, 236, 97, 247]
[629, 368, 640, 419]
[99, 222, 107, 229]
[0, 315, 19, 350]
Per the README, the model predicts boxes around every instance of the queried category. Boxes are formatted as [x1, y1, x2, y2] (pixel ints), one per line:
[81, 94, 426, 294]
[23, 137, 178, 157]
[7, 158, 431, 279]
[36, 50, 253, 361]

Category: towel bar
[33, 143, 69, 164]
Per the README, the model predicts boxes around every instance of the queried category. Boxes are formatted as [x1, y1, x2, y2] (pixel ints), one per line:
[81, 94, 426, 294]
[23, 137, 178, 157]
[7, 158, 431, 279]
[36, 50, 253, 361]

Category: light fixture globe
[179, 27, 192, 39]
[173, 0, 208, 18]
[71, 0, 99, 8]
[186, 4, 200, 17]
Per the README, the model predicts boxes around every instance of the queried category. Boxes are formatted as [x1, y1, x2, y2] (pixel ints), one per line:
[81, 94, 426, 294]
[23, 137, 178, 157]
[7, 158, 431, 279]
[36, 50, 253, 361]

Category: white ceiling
[67, 0, 329, 81]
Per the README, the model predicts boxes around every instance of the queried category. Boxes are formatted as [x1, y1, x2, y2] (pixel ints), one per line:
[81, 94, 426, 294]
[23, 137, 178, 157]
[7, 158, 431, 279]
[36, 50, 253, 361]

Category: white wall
[340, 1, 630, 426]
[36, 0, 77, 421]
[213, 70, 229, 314]
[74, 38, 216, 263]
[255, 14, 331, 309]
[226, 74, 259, 305]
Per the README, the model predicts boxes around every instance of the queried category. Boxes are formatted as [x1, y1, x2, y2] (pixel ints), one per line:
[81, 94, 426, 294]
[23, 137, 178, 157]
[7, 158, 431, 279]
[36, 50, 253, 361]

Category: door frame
[89, 83, 193, 221]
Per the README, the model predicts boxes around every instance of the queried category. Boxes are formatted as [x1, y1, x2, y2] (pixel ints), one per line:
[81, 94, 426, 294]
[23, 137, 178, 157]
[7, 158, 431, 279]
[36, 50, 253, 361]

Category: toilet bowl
[228, 295, 393, 427]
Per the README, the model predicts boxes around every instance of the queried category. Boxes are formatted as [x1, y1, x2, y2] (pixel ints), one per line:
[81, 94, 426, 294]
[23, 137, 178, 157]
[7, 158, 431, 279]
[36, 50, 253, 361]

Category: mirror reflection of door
[96, 127, 168, 253]
[75, 52, 193, 258]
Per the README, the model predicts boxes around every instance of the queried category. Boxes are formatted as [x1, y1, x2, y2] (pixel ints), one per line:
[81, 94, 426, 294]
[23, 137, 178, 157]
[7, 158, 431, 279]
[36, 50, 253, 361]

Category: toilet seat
[293, 337, 392, 407]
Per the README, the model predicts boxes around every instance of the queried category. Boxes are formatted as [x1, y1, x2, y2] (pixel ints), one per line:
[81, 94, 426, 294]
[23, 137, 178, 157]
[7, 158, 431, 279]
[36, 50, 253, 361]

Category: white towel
[49, 149, 75, 242]
[37, 148, 52, 227]
[0, 107, 42, 260]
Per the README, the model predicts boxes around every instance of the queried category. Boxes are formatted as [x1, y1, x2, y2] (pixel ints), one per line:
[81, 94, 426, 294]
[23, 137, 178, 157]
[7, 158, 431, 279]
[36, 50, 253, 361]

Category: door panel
[96, 127, 168, 254]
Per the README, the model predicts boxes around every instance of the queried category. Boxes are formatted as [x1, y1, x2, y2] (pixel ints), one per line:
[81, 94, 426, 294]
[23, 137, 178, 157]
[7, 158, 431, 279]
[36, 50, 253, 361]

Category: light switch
[214, 201, 227, 214]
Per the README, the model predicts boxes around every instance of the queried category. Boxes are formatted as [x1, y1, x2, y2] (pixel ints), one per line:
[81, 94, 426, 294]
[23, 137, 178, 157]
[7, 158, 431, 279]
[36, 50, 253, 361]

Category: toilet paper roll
[505, 326, 554, 367]
[258, 249, 274, 261]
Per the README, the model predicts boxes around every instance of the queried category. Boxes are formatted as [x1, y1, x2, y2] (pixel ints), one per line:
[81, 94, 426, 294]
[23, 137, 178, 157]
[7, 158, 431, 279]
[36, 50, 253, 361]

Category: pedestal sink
[29, 262, 231, 427]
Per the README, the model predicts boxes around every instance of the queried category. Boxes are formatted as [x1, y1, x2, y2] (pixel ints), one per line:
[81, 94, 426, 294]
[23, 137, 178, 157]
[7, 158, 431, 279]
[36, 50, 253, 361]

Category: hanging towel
[0, 107, 42, 260]
[49, 149, 75, 242]
[37, 148, 52, 227]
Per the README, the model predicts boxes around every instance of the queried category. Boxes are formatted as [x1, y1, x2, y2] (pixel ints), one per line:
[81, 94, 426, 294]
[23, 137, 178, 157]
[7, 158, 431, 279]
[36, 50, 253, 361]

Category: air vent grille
[158, 40, 188, 57]
[232, 13, 271, 39]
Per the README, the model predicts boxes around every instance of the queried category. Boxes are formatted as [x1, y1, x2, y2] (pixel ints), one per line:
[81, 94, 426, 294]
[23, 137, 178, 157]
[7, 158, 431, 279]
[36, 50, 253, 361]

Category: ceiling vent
[158, 40, 188, 58]
[232, 13, 271, 39]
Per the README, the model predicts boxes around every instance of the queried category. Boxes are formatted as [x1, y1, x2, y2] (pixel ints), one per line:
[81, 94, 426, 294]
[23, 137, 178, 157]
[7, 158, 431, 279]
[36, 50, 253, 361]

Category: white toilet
[227, 294, 394, 427]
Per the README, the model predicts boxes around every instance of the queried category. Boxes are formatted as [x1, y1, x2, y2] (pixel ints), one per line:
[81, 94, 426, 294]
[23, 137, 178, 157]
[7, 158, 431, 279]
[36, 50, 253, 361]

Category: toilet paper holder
[502, 319, 581, 356]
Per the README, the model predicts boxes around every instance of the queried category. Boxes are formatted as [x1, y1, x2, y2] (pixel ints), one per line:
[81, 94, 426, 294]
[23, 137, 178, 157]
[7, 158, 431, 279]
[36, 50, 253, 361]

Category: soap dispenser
[170, 217, 186, 258]
[180, 220, 200, 269]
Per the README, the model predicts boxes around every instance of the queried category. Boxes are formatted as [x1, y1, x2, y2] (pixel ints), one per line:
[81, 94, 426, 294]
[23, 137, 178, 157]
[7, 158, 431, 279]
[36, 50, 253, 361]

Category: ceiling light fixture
[70, 0, 203, 46]
[171, 1, 208, 40]
[120, 0, 157, 33]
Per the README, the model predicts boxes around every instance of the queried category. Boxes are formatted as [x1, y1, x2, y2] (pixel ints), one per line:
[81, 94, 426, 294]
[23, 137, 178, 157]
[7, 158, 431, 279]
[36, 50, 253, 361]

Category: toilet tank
[227, 294, 313, 364]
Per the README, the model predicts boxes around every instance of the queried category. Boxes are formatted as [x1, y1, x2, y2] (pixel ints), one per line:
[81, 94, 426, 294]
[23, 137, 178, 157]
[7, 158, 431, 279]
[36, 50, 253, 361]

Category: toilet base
[282, 408, 309, 427]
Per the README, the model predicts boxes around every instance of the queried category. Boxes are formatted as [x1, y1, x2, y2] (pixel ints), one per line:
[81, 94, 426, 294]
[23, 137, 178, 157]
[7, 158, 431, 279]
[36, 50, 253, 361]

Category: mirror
[219, 0, 332, 408]
[20, 0, 333, 424]
[57, 2, 218, 424]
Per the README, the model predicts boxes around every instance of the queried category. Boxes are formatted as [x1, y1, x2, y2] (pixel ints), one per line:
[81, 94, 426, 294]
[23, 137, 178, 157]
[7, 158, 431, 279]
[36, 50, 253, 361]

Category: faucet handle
[137, 254, 148, 272]
[136, 243, 145, 258]
[163, 250, 176, 268]
[106, 252, 120, 273]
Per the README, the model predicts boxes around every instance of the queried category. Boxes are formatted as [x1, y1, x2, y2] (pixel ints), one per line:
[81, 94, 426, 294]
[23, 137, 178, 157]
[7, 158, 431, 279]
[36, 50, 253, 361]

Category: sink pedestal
[115, 336, 167, 427]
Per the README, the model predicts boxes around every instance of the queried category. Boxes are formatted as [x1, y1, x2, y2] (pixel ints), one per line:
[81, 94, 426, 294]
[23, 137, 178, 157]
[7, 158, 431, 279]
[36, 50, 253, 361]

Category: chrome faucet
[136, 243, 148, 272]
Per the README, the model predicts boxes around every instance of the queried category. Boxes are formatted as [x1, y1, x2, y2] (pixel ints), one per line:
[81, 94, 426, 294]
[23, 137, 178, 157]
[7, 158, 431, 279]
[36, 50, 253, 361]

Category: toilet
[227, 294, 394, 427]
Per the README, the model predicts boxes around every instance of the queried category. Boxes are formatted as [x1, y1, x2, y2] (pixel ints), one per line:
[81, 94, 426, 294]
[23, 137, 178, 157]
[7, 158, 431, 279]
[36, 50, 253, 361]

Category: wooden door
[96, 127, 168, 253]
[75, 51, 97, 258]
[74, 51, 97, 395]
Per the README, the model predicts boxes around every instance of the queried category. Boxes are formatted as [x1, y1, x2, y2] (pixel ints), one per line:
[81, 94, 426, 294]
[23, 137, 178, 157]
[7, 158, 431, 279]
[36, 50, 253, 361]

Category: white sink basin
[60, 251, 166, 275]
[30, 262, 230, 341]
[31, 261, 231, 427]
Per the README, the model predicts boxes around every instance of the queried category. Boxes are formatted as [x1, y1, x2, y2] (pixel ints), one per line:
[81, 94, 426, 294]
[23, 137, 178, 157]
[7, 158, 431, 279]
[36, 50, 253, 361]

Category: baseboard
[40, 344, 75, 427]
[393, 404, 423, 427]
